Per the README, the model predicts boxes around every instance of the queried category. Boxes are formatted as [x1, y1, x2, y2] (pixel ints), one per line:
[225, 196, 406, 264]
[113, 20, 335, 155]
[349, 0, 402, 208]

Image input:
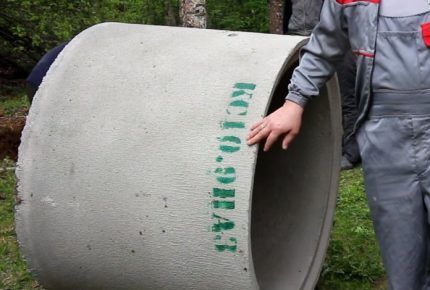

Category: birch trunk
[180, 0, 207, 28]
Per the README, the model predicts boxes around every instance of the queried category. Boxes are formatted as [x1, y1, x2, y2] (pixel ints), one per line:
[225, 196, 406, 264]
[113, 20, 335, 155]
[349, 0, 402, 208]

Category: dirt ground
[0, 107, 27, 161]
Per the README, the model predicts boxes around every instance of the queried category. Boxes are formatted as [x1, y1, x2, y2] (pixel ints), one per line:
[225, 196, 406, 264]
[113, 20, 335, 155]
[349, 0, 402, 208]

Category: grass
[0, 80, 29, 116]
[317, 168, 387, 290]
[0, 158, 42, 290]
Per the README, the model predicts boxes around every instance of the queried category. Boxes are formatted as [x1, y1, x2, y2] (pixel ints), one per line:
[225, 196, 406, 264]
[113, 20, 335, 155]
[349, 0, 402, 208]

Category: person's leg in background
[336, 51, 361, 170]
[283, 0, 323, 37]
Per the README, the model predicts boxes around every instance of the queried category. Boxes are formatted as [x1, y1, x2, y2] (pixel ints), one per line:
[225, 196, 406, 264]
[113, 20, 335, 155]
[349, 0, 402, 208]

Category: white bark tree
[180, 0, 207, 28]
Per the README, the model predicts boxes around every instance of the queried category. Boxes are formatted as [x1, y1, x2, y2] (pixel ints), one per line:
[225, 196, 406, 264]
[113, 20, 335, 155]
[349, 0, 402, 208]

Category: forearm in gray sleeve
[285, 0, 350, 107]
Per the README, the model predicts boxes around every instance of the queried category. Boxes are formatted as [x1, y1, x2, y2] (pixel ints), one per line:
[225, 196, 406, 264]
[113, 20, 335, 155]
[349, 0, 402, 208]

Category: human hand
[246, 100, 304, 151]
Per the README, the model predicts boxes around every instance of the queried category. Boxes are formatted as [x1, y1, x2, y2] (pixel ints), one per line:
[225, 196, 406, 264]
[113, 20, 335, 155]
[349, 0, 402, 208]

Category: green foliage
[0, 0, 179, 73]
[0, 159, 42, 290]
[317, 168, 386, 290]
[1, 0, 269, 74]
[207, 0, 269, 32]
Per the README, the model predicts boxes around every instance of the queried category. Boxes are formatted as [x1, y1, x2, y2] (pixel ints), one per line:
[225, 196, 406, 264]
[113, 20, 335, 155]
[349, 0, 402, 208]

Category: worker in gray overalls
[247, 0, 430, 289]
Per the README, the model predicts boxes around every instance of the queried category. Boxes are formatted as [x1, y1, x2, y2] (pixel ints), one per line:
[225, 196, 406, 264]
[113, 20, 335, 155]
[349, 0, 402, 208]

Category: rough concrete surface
[15, 23, 341, 290]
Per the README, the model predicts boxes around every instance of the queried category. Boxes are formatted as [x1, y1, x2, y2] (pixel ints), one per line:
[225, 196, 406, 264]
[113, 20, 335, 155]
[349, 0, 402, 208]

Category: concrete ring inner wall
[251, 59, 341, 289]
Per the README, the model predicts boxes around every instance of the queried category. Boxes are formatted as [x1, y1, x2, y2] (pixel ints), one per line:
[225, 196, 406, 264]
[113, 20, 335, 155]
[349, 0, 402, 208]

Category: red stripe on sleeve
[352, 50, 375, 58]
[336, 0, 380, 4]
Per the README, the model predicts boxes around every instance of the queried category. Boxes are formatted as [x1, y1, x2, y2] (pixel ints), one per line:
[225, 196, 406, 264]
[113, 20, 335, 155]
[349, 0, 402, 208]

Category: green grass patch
[0, 80, 29, 116]
[317, 167, 386, 290]
[0, 158, 41, 290]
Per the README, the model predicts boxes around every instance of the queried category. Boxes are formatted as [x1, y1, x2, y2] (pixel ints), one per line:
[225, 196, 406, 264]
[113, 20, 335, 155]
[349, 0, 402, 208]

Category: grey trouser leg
[357, 115, 430, 290]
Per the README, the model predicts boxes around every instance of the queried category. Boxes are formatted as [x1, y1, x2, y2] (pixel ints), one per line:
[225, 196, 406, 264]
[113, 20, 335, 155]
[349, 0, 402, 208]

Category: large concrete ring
[16, 23, 342, 290]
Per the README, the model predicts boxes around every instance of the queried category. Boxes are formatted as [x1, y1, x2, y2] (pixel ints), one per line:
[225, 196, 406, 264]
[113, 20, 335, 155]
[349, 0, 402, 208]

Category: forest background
[1, 0, 272, 76]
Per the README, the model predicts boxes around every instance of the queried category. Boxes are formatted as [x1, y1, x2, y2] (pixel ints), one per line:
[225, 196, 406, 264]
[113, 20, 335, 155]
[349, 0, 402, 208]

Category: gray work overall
[356, 11, 430, 290]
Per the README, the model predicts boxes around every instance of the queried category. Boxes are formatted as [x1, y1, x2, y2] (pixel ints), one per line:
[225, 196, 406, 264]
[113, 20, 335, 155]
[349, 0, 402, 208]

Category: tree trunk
[164, 0, 177, 26]
[268, 0, 283, 34]
[180, 0, 206, 28]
